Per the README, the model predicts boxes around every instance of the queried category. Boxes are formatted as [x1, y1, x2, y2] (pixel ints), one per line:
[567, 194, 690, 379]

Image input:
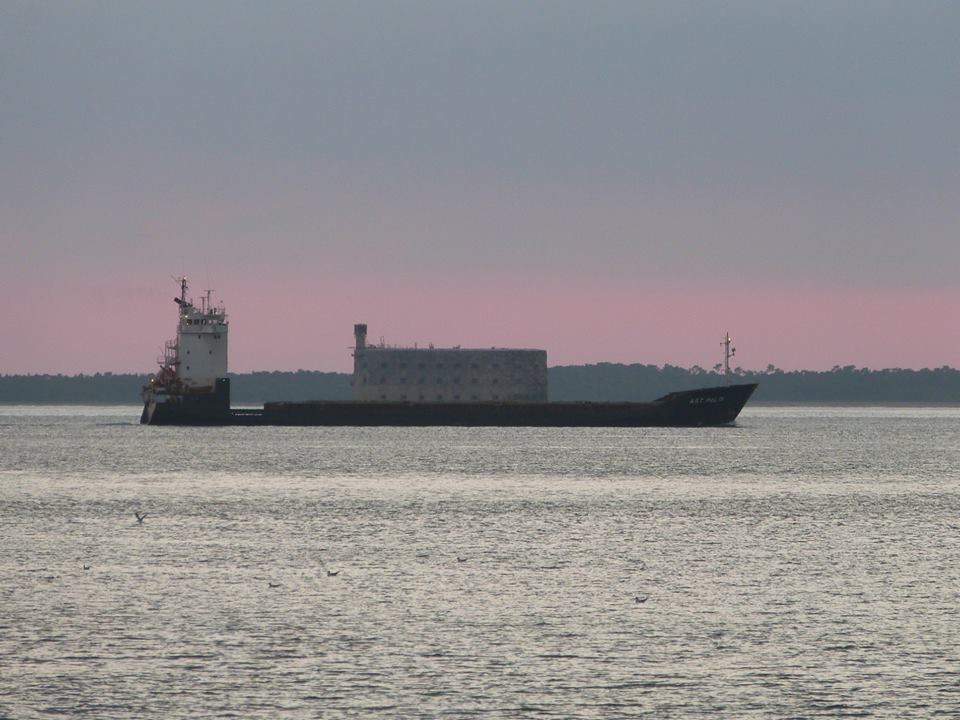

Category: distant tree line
[548, 364, 960, 403]
[1, 365, 959, 404]
[0, 371, 352, 404]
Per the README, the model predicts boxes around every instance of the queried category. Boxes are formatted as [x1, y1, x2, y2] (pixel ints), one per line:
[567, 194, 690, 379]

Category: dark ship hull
[142, 379, 758, 427]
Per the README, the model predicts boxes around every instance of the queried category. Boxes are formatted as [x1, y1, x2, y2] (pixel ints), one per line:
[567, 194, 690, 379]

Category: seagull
[457, 556, 467, 563]
[82, 564, 91, 571]
[326, 570, 339, 577]
[268, 582, 281, 588]
[635, 595, 648, 604]
[135, 511, 147, 524]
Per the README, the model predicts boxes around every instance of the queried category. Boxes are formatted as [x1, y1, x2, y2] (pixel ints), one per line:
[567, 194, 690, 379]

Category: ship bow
[653, 383, 758, 426]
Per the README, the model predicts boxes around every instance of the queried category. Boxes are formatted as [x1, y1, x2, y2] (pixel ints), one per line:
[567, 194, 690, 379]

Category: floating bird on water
[318, 553, 340, 576]
[457, 556, 467, 563]
[135, 511, 147, 524]
[82, 564, 90, 571]
[268, 582, 281, 588]
[635, 595, 648, 604]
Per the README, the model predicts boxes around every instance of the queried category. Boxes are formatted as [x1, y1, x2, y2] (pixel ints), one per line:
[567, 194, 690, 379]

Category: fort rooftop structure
[351, 324, 547, 403]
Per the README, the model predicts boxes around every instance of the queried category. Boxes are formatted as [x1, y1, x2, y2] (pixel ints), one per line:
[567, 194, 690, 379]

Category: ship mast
[722, 332, 736, 383]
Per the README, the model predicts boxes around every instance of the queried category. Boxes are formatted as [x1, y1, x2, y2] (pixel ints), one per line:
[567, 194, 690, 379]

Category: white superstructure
[173, 280, 228, 389]
[147, 277, 228, 395]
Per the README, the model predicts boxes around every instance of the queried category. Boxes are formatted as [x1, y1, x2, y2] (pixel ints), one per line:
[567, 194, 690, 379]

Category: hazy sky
[2, 1, 958, 373]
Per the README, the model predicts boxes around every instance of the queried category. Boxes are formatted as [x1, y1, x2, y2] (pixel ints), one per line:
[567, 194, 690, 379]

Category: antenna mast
[722, 332, 736, 383]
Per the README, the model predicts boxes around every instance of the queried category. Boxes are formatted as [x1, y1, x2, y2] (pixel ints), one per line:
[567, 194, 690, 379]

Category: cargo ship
[140, 280, 757, 426]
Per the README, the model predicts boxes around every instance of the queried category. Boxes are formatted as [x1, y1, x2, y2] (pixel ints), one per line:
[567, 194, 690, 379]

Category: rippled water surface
[2, 405, 959, 718]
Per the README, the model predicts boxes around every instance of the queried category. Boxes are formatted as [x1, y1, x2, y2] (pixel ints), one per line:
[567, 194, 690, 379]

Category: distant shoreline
[3, 401, 960, 408]
[2, 365, 959, 404]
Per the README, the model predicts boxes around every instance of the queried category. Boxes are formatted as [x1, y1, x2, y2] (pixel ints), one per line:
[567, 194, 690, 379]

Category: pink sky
[2, 4, 959, 375]
[2, 271, 956, 374]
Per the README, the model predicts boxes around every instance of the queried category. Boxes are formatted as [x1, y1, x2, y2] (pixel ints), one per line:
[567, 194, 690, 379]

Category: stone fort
[351, 324, 547, 402]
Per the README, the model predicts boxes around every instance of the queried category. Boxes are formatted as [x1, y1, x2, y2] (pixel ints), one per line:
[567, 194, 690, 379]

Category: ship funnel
[354, 323, 367, 349]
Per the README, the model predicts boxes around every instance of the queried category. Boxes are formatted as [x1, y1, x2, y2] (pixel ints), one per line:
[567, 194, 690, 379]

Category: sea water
[1, 405, 958, 718]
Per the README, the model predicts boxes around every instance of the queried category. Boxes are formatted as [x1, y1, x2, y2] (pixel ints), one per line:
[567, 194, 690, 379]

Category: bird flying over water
[135, 511, 147, 524]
